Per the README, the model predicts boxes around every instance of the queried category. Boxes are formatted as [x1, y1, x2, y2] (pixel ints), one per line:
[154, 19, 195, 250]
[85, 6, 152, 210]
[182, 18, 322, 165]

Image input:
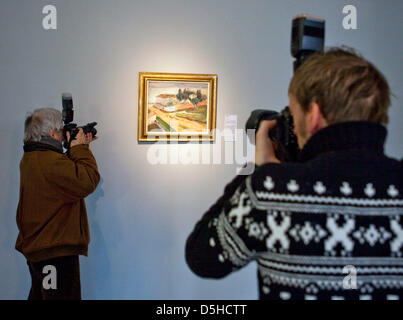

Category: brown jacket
[15, 142, 100, 262]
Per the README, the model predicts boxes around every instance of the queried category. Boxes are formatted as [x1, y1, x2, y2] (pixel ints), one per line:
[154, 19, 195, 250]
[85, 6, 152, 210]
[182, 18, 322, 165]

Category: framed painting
[138, 72, 217, 142]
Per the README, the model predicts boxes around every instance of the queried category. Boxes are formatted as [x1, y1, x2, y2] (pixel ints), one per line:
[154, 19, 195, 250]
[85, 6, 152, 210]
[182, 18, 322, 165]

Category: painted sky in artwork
[147, 81, 209, 104]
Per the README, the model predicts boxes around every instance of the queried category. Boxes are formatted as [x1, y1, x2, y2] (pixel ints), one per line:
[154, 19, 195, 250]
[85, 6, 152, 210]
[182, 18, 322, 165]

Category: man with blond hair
[186, 47, 403, 300]
[16, 108, 100, 300]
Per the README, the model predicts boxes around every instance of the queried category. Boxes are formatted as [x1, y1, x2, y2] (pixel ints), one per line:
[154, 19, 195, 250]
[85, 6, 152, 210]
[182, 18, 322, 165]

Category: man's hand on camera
[255, 120, 280, 166]
[67, 128, 98, 148]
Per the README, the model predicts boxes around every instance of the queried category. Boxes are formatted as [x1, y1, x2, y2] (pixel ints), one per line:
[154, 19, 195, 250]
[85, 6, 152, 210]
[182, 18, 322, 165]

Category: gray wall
[0, 0, 402, 299]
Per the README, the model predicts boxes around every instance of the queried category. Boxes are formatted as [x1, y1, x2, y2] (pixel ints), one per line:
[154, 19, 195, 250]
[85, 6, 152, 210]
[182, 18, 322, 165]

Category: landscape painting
[138, 73, 217, 142]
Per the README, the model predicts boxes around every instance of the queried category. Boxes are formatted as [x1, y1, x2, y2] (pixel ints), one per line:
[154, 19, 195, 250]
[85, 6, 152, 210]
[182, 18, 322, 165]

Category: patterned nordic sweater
[186, 121, 403, 300]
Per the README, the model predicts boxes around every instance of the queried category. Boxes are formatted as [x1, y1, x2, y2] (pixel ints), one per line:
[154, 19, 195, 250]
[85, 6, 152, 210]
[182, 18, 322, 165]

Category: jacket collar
[24, 136, 64, 154]
[298, 121, 387, 162]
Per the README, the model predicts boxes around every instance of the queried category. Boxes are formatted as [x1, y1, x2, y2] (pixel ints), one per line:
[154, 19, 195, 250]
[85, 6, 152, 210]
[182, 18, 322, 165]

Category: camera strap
[65, 128, 79, 156]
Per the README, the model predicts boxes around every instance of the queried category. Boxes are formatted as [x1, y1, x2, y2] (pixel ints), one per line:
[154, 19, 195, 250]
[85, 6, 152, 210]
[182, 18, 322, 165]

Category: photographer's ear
[49, 128, 64, 143]
[307, 102, 328, 135]
[49, 128, 57, 139]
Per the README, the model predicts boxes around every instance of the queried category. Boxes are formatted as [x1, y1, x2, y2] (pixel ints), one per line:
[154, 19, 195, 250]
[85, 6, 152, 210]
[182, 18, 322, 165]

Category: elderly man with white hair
[15, 107, 100, 300]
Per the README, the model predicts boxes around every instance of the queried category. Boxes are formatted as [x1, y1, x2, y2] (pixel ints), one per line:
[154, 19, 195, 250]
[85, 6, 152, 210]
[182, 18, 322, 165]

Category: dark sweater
[16, 142, 100, 262]
[185, 121, 403, 300]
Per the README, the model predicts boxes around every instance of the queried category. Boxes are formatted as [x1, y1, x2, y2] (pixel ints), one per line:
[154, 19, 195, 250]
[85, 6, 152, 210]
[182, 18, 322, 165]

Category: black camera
[245, 14, 325, 162]
[62, 93, 98, 150]
[245, 106, 299, 162]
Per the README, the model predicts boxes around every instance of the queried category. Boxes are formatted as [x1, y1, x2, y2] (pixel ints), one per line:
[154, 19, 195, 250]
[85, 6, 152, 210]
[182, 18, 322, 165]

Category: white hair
[24, 108, 63, 143]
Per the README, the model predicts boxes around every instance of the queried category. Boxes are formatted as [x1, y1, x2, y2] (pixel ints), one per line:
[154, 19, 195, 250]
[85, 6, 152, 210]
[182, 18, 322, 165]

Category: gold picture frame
[138, 72, 217, 142]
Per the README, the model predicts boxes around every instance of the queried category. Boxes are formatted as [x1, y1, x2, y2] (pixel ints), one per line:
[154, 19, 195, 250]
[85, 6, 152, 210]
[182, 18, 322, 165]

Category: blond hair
[288, 47, 391, 125]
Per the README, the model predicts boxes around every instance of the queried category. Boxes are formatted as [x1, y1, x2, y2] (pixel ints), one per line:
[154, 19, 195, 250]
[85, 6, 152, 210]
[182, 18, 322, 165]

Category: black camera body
[245, 14, 325, 162]
[62, 93, 97, 150]
[245, 106, 299, 162]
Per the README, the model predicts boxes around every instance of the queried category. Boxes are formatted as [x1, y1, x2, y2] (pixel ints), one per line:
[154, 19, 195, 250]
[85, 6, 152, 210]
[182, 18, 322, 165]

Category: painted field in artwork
[146, 81, 209, 134]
